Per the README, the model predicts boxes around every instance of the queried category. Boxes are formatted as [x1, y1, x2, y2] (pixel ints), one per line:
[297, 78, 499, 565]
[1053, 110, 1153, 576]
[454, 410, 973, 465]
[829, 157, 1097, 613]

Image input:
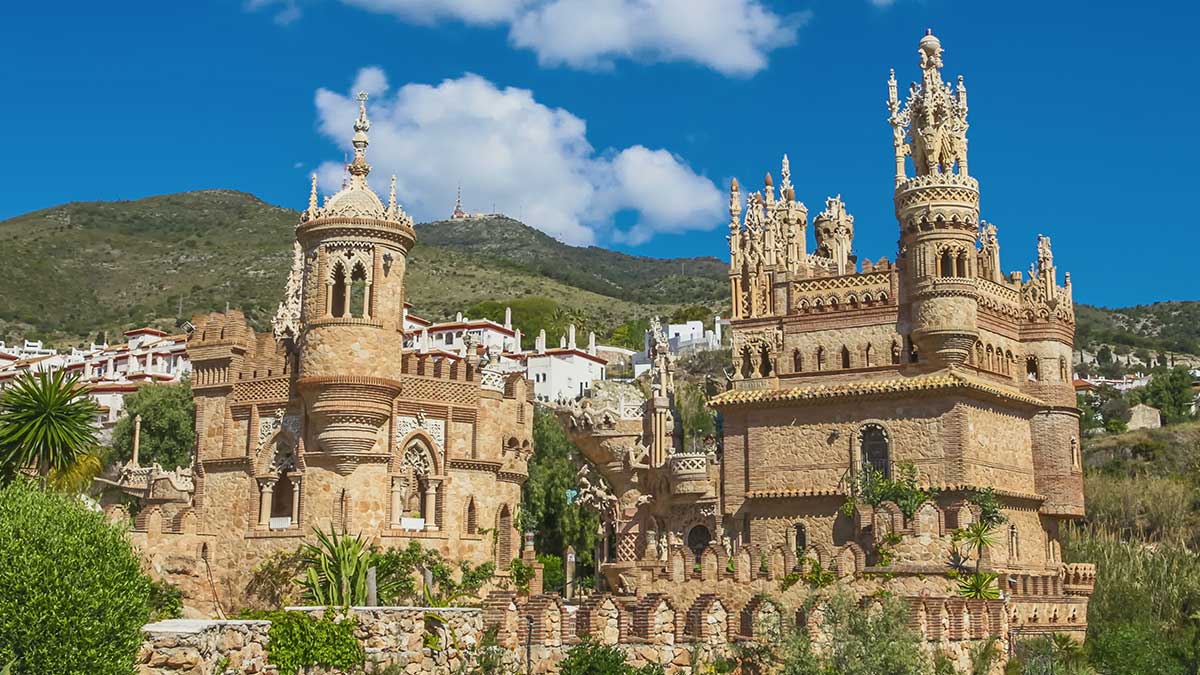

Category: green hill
[0, 189, 1195, 355]
[0, 190, 719, 347]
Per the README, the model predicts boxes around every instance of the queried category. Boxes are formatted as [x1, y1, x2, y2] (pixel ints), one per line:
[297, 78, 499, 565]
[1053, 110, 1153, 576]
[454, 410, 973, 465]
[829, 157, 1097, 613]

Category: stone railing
[668, 452, 708, 482]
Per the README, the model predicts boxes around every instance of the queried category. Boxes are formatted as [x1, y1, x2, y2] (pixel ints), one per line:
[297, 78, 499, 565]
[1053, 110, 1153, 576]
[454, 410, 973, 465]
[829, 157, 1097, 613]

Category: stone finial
[348, 92, 372, 178]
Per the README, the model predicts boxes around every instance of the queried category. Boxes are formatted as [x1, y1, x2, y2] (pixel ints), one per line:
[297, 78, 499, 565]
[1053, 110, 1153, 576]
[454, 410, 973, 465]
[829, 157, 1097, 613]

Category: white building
[402, 305, 610, 403]
[0, 328, 191, 442]
[402, 306, 522, 355]
[519, 326, 607, 403]
[632, 315, 727, 377]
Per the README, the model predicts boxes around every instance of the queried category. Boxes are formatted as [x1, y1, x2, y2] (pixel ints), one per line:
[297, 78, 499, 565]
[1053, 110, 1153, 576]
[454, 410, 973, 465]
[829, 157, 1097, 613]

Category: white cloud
[251, 0, 805, 76]
[509, 0, 808, 75]
[313, 69, 722, 246]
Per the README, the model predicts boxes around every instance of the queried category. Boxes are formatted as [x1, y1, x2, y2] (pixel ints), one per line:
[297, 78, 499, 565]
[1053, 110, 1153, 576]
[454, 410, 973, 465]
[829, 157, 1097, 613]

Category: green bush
[558, 639, 664, 675]
[781, 592, 930, 675]
[0, 479, 152, 675]
[147, 579, 184, 621]
[242, 610, 364, 675]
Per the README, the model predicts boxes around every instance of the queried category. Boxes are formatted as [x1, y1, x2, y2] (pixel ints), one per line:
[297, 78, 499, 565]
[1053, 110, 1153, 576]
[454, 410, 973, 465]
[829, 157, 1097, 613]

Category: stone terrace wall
[139, 594, 1015, 674]
[138, 619, 272, 674]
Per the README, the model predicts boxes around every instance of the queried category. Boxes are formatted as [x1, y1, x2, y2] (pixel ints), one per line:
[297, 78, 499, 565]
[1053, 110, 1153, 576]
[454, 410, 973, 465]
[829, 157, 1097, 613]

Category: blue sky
[2, 0, 1197, 307]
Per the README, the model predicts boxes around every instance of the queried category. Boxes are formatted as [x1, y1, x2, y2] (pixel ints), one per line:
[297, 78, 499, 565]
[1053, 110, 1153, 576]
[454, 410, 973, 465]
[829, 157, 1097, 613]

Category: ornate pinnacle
[780, 154, 793, 197]
[348, 91, 371, 178]
[388, 175, 397, 215]
[307, 173, 319, 214]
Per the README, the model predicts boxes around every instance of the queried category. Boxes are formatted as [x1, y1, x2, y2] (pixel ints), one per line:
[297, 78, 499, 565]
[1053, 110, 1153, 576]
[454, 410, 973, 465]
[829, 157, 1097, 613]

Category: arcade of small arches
[739, 336, 924, 380]
[936, 243, 973, 278]
[793, 289, 890, 314]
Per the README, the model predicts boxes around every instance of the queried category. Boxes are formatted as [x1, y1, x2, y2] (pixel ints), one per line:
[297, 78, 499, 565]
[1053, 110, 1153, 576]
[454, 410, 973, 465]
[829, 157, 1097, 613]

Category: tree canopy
[110, 379, 195, 469]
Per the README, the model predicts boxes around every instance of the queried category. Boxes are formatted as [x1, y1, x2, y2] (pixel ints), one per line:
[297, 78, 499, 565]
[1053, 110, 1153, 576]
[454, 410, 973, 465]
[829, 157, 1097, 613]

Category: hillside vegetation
[0, 191, 713, 347]
[0, 189, 1196, 355]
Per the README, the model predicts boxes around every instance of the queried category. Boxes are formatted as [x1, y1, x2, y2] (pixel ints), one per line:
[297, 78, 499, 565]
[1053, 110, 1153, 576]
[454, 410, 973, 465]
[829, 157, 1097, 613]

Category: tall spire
[890, 30, 969, 179]
[388, 175, 397, 216]
[306, 173, 319, 218]
[348, 92, 371, 179]
[780, 154, 793, 198]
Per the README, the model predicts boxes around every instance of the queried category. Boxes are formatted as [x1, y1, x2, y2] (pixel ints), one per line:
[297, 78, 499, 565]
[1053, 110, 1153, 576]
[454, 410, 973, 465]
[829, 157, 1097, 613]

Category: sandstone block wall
[138, 619, 272, 674]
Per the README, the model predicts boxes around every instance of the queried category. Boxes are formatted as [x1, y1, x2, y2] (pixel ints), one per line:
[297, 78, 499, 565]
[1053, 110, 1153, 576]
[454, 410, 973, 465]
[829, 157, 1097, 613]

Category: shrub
[0, 479, 152, 675]
[558, 639, 664, 675]
[242, 610, 363, 675]
[147, 579, 184, 621]
[781, 592, 930, 675]
[245, 548, 306, 610]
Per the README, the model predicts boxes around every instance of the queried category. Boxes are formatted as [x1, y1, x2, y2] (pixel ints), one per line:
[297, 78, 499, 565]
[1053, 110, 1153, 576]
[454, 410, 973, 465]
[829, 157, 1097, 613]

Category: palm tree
[953, 521, 996, 574]
[957, 572, 1000, 600]
[0, 370, 100, 485]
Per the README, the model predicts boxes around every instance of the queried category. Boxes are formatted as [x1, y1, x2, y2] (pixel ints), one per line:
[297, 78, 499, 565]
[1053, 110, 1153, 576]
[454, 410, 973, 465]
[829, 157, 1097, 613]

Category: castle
[114, 94, 534, 615]
[560, 30, 1094, 661]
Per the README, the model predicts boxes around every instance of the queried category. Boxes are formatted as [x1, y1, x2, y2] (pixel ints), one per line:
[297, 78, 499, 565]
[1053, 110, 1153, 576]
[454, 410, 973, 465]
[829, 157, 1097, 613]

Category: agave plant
[0, 370, 100, 485]
[299, 527, 375, 607]
[957, 572, 1000, 600]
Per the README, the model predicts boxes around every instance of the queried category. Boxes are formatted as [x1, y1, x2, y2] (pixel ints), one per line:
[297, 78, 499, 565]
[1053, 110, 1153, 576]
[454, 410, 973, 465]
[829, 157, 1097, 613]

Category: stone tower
[282, 93, 416, 474]
[889, 31, 979, 367]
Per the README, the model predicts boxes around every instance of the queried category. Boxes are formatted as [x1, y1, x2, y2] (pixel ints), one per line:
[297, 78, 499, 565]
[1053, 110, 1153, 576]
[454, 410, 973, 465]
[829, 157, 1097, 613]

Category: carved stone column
[390, 476, 404, 528]
[424, 481, 439, 531]
[290, 477, 301, 528]
[258, 479, 276, 529]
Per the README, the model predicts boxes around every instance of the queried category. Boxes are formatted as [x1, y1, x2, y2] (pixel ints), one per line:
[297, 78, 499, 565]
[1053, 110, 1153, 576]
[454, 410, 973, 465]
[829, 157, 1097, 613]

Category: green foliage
[842, 463, 936, 519]
[0, 370, 100, 484]
[374, 541, 495, 607]
[956, 572, 1000, 600]
[608, 318, 651, 351]
[0, 479, 152, 675]
[300, 528, 374, 607]
[675, 382, 716, 450]
[669, 305, 713, 327]
[780, 559, 837, 591]
[147, 579, 184, 621]
[110, 378, 195, 469]
[781, 592, 931, 675]
[1083, 474, 1196, 546]
[967, 488, 1007, 529]
[467, 297, 571, 350]
[1006, 635, 1095, 675]
[1065, 526, 1200, 673]
[1074, 301, 1200, 356]
[246, 548, 306, 610]
[520, 408, 598, 576]
[952, 522, 997, 574]
[242, 610, 364, 675]
[1138, 367, 1198, 424]
[508, 558, 535, 594]
[538, 554, 564, 593]
[559, 639, 664, 675]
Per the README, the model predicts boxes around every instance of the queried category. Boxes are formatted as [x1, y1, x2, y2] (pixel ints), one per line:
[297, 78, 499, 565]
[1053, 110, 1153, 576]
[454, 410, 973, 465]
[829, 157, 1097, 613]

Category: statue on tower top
[888, 30, 970, 182]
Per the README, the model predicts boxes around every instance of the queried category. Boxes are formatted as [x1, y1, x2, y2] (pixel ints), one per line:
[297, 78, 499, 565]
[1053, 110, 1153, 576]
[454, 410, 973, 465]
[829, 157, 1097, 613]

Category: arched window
[816, 347, 825, 371]
[1059, 356, 1068, 382]
[330, 263, 348, 317]
[908, 337, 919, 364]
[864, 343, 873, 367]
[793, 350, 803, 373]
[686, 525, 712, 564]
[740, 346, 754, 379]
[891, 340, 901, 365]
[349, 263, 368, 318]
[1008, 524, 1019, 560]
[956, 251, 967, 277]
[1026, 356, 1040, 381]
[841, 346, 851, 369]
[758, 345, 772, 377]
[940, 250, 954, 277]
[465, 498, 478, 534]
[793, 523, 807, 560]
[270, 474, 295, 527]
[860, 424, 890, 479]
